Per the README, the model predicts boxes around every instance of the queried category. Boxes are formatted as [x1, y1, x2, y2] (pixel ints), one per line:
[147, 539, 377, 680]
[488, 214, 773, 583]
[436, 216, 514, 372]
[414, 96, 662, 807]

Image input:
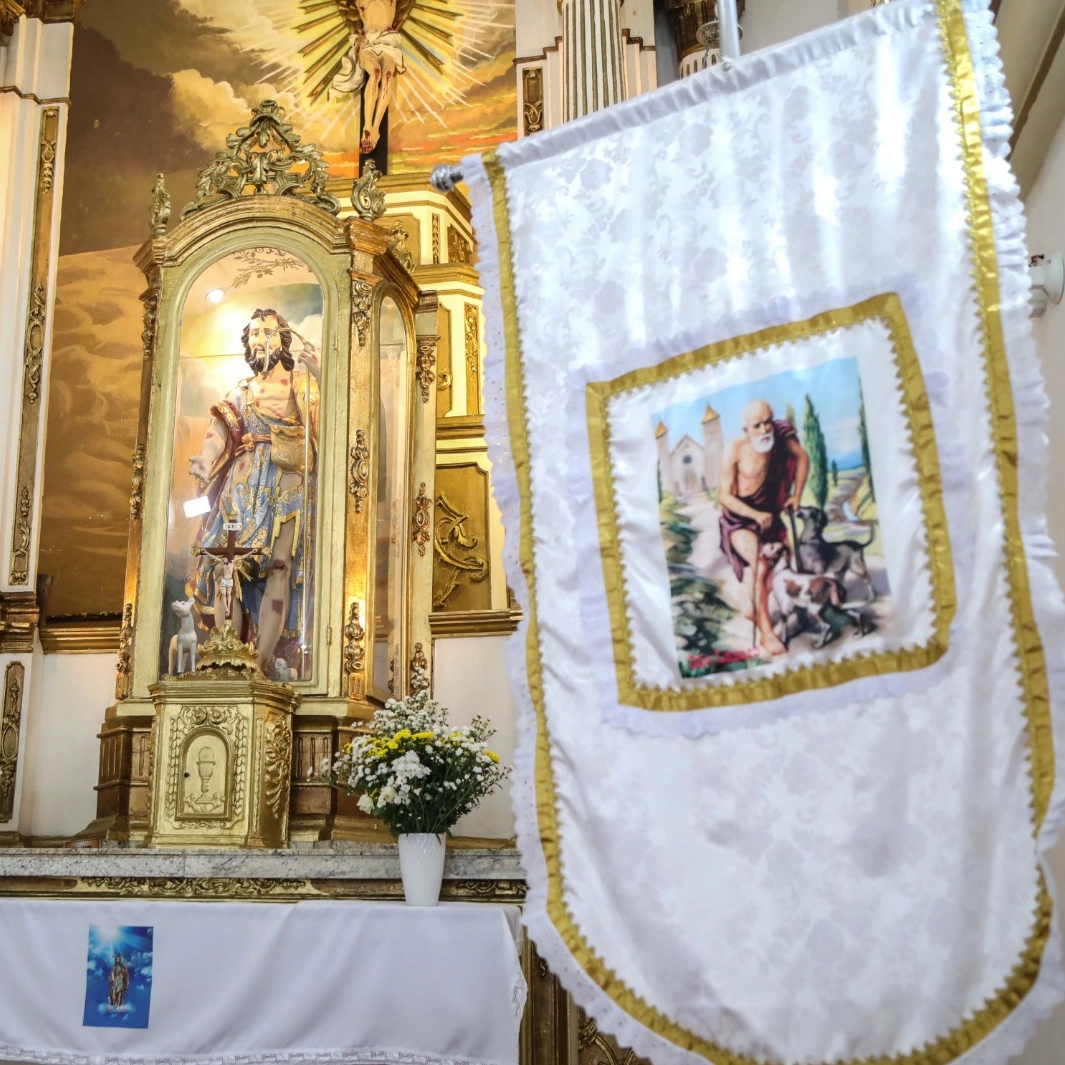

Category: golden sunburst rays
[267, 0, 509, 130]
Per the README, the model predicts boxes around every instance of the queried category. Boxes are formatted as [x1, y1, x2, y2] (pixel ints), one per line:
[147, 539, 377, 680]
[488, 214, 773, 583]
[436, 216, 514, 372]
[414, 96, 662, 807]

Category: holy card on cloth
[465, 1, 1065, 1064]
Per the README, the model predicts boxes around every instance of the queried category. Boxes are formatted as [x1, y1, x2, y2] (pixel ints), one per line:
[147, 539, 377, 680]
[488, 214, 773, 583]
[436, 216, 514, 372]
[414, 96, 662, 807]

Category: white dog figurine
[168, 598, 198, 674]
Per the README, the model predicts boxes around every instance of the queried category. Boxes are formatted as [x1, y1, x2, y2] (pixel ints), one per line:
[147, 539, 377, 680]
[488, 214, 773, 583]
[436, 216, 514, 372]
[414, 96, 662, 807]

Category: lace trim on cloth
[463, 0, 1065, 1062]
[0, 1049, 514, 1065]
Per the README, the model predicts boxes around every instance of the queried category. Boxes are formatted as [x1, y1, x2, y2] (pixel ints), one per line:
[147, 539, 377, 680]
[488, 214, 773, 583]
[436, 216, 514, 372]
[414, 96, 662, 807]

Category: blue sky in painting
[654, 356, 868, 471]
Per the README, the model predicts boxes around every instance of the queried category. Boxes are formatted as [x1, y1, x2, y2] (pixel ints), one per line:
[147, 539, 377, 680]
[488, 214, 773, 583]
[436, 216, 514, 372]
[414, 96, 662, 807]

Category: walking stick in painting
[751, 526, 761, 649]
[788, 506, 803, 573]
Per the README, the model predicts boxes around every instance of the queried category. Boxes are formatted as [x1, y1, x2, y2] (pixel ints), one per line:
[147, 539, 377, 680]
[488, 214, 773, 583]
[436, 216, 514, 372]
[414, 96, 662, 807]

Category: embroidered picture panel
[585, 295, 955, 713]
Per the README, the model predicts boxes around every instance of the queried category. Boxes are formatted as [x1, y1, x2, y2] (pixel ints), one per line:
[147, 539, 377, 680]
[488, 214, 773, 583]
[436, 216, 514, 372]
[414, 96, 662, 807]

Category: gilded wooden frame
[118, 198, 426, 720]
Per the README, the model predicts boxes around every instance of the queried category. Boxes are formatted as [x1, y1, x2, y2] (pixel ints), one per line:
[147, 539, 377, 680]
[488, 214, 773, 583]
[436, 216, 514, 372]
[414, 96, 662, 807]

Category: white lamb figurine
[168, 598, 198, 674]
[273, 657, 298, 681]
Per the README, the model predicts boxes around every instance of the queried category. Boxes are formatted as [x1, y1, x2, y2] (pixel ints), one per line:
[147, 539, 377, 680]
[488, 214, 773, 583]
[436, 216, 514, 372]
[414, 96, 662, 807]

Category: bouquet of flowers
[333, 671, 510, 836]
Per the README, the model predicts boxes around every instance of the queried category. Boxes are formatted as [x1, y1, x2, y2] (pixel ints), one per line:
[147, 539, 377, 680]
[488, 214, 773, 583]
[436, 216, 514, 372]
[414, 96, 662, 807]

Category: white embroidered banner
[464, 1, 1065, 1063]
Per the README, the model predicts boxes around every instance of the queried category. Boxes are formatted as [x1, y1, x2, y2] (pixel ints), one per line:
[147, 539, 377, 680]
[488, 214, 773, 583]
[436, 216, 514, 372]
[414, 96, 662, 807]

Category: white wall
[18, 651, 111, 838]
[1018, 111, 1065, 1065]
[741, 0, 839, 56]
[18, 642, 520, 842]
[433, 636, 518, 839]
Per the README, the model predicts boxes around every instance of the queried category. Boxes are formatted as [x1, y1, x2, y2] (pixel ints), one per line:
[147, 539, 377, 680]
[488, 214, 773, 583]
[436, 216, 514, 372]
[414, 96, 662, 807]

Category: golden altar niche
[85, 101, 440, 846]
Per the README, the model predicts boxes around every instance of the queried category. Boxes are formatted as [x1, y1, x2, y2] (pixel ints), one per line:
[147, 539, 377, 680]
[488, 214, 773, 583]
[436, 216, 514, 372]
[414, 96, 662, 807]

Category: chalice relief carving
[182, 736, 228, 815]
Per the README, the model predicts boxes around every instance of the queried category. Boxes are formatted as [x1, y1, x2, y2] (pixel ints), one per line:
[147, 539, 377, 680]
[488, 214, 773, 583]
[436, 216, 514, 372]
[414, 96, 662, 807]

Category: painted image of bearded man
[718, 399, 809, 656]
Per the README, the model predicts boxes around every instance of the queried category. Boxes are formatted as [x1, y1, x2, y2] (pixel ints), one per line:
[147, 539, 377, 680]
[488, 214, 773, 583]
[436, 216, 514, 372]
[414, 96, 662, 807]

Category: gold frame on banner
[585, 293, 957, 712]
[484, 0, 1056, 1061]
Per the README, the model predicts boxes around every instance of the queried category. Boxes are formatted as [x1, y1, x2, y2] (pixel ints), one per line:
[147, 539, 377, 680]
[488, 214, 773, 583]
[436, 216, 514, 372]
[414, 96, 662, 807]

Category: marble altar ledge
[0, 844, 525, 881]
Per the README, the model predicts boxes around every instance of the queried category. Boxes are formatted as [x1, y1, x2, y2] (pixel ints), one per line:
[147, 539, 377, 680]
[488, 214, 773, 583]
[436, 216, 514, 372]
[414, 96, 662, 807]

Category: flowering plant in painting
[333, 671, 510, 836]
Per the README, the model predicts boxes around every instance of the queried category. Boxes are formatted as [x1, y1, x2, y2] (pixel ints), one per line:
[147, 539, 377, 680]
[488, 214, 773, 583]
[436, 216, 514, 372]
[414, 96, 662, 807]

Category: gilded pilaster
[464, 302, 482, 416]
[8, 105, 58, 588]
[522, 67, 545, 134]
[0, 662, 25, 822]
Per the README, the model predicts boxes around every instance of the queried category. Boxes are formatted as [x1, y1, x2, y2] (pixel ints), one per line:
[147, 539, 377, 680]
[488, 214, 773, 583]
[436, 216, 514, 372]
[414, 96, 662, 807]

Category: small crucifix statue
[195, 530, 266, 629]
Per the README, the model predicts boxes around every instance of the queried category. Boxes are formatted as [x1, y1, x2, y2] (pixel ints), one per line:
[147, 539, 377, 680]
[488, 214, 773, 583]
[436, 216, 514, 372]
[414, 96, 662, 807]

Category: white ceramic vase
[397, 833, 446, 906]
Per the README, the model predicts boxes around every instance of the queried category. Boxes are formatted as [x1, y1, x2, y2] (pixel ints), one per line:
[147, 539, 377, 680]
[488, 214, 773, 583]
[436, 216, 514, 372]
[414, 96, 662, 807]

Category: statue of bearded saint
[332, 0, 407, 154]
[188, 308, 321, 673]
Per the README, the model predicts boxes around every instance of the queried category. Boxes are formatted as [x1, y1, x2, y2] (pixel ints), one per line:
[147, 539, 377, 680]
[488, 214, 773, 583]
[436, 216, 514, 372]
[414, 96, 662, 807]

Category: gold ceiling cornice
[24, 0, 85, 22]
[1, 0, 85, 36]
[0, 0, 24, 37]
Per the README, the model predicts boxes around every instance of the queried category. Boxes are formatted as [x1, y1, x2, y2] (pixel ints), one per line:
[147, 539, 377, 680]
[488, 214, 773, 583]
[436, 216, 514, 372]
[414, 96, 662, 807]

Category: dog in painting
[761, 541, 868, 649]
[794, 505, 877, 604]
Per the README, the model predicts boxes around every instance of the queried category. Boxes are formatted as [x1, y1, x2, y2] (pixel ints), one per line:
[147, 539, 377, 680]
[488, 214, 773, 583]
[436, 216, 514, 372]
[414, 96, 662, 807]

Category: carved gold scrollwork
[197, 622, 259, 674]
[33, 876, 529, 902]
[410, 642, 428, 689]
[463, 303, 481, 416]
[351, 278, 373, 348]
[522, 67, 544, 135]
[22, 282, 45, 405]
[388, 221, 415, 271]
[38, 118, 57, 193]
[180, 99, 339, 219]
[0, 662, 25, 822]
[412, 482, 432, 557]
[115, 603, 134, 701]
[129, 443, 146, 520]
[8, 487, 31, 586]
[448, 226, 473, 265]
[150, 173, 170, 236]
[464, 304, 479, 375]
[348, 429, 369, 512]
[431, 215, 441, 264]
[262, 717, 292, 821]
[351, 159, 386, 222]
[141, 275, 160, 363]
[342, 601, 366, 697]
[432, 494, 489, 609]
[416, 337, 437, 404]
[76, 876, 311, 899]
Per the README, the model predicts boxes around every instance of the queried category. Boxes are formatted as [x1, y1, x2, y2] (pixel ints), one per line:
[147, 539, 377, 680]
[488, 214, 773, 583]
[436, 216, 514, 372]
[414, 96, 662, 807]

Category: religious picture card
[465, 1, 1065, 1065]
[82, 925, 153, 1029]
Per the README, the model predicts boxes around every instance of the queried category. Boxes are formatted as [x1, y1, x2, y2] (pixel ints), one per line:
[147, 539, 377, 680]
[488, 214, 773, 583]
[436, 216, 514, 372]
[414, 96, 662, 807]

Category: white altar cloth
[0, 899, 526, 1065]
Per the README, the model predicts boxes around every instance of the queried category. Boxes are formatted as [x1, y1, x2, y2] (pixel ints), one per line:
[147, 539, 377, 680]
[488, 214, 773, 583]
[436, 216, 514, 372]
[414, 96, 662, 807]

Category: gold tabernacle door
[86, 102, 439, 846]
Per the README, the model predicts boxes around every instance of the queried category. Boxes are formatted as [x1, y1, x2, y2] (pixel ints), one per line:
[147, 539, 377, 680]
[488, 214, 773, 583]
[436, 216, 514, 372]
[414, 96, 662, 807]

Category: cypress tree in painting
[831, 459, 838, 487]
[802, 394, 829, 510]
[785, 402, 797, 430]
[659, 491, 735, 674]
[858, 395, 875, 501]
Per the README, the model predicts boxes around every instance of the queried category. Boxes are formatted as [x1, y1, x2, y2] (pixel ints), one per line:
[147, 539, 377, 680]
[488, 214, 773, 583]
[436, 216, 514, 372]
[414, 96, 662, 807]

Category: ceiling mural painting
[40, 0, 514, 619]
